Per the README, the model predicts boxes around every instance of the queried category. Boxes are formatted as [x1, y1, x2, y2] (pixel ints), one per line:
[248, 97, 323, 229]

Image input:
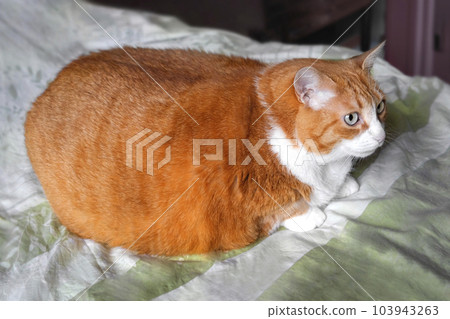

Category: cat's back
[26, 48, 266, 153]
[62, 48, 265, 90]
[26, 48, 266, 131]
[25, 48, 265, 159]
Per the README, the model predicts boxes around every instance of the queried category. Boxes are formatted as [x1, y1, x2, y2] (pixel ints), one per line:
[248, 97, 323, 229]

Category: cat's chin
[345, 141, 384, 159]
[351, 148, 379, 158]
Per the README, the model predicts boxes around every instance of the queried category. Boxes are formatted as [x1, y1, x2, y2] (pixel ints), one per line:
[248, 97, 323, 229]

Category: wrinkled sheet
[1, 0, 449, 300]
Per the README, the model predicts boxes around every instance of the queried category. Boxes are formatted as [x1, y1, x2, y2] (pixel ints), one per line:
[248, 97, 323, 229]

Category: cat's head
[292, 43, 386, 160]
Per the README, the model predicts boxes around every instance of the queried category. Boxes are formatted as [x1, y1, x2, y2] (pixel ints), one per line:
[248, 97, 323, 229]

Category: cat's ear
[352, 41, 385, 71]
[293, 67, 335, 110]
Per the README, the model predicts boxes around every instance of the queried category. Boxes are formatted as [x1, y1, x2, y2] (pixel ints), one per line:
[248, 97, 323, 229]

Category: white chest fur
[268, 124, 353, 207]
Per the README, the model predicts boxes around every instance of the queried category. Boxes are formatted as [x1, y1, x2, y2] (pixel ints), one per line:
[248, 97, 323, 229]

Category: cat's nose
[375, 132, 385, 145]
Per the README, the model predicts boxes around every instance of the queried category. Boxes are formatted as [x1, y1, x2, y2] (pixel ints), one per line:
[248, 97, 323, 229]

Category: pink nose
[376, 132, 386, 144]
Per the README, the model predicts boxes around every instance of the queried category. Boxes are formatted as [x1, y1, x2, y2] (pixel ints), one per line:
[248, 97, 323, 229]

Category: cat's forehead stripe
[354, 94, 366, 110]
[346, 73, 382, 108]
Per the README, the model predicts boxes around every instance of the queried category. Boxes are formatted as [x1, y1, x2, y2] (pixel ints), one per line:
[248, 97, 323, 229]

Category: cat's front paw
[282, 206, 326, 232]
[336, 176, 359, 198]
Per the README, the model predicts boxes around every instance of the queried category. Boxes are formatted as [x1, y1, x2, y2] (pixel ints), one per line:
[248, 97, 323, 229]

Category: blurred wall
[386, 0, 450, 82]
[90, 0, 265, 37]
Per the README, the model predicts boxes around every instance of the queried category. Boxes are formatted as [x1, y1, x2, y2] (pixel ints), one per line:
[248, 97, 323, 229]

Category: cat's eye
[376, 101, 385, 114]
[344, 112, 359, 126]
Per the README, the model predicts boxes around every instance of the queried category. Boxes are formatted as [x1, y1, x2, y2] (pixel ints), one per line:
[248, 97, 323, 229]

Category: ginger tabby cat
[25, 43, 386, 256]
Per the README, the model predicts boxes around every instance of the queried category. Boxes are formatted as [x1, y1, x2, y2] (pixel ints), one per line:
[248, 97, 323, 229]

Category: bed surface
[1, 0, 449, 300]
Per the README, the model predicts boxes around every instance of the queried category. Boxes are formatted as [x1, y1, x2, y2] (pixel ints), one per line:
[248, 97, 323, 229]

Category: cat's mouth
[352, 143, 383, 158]
[336, 137, 384, 159]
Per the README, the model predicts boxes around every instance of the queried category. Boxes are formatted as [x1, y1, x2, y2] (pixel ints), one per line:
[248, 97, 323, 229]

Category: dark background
[90, 0, 450, 82]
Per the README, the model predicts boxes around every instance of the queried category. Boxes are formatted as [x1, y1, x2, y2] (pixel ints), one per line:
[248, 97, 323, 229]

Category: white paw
[336, 176, 359, 198]
[282, 206, 326, 232]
